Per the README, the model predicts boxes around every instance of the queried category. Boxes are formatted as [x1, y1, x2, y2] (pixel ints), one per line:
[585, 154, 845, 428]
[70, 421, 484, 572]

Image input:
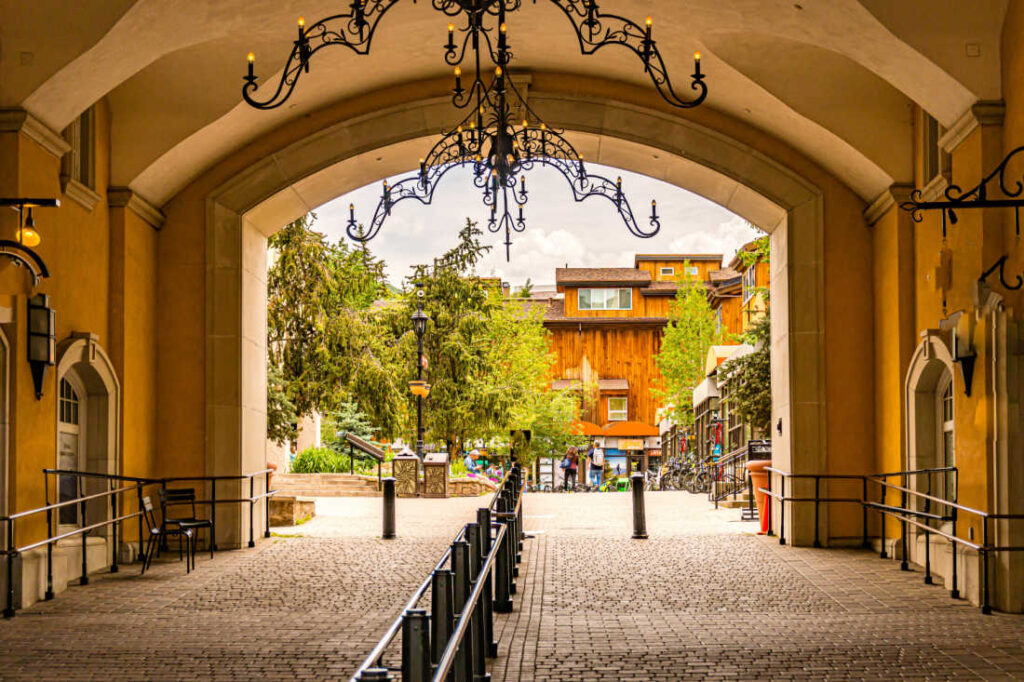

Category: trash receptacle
[746, 459, 772, 534]
[422, 452, 449, 498]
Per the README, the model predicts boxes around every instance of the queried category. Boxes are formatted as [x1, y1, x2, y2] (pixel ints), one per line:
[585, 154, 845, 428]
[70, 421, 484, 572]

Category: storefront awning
[692, 377, 720, 407]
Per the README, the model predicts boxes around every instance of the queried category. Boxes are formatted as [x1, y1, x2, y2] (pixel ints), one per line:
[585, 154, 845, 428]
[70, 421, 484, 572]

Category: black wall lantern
[27, 294, 55, 399]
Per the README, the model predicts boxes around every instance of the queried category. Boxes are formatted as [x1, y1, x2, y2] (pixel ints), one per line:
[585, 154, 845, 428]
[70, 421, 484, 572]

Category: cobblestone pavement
[1, 491, 1023, 680]
[492, 491, 1024, 681]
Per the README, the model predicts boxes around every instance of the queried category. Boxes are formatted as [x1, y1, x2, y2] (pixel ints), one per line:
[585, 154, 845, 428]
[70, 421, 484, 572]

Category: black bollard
[382, 477, 396, 539]
[631, 472, 648, 539]
[401, 609, 431, 682]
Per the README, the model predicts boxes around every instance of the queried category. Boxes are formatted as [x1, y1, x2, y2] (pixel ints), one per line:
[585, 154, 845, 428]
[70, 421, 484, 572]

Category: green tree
[488, 290, 580, 467]
[654, 263, 722, 428]
[266, 213, 389, 435]
[717, 312, 772, 433]
[267, 363, 298, 445]
[374, 219, 500, 456]
[514, 278, 534, 298]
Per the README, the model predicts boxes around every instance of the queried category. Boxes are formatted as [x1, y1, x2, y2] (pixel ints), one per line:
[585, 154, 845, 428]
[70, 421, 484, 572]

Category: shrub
[290, 446, 379, 474]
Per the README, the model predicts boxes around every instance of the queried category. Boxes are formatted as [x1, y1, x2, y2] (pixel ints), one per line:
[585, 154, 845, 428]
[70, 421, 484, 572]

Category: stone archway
[200, 83, 830, 547]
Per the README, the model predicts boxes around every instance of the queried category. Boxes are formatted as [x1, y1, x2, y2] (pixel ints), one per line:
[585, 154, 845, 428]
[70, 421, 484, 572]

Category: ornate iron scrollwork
[900, 145, 1024, 291]
[243, 0, 694, 258]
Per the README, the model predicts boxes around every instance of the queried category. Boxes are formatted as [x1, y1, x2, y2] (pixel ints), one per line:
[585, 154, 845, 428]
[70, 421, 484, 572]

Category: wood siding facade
[545, 322, 665, 426]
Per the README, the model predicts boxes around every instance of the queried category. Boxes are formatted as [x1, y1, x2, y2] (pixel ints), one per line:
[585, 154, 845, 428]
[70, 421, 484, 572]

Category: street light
[409, 283, 430, 458]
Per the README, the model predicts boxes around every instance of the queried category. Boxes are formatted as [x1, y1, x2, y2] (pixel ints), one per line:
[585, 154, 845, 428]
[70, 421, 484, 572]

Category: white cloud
[313, 163, 761, 287]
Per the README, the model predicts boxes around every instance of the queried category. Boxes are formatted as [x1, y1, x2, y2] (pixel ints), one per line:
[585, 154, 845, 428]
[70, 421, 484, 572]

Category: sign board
[618, 438, 644, 451]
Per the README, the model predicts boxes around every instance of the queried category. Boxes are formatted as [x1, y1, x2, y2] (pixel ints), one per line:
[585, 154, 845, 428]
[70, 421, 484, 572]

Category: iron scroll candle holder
[900, 146, 1024, 291]
[241, 0, 706, 112]
[345, 68, 661, 260]
[241, 0, 699, 259]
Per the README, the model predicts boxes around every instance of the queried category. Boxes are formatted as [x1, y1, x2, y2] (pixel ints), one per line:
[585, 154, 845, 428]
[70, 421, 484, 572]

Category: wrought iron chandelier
[242, 1, 708, 259]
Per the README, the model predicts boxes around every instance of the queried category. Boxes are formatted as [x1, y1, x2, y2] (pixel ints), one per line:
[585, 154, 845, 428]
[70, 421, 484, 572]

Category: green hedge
[290, 446, 376, 474]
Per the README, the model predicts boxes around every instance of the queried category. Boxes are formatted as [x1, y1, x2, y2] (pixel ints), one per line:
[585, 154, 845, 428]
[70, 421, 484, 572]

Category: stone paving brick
[1, 491, 1022, 680]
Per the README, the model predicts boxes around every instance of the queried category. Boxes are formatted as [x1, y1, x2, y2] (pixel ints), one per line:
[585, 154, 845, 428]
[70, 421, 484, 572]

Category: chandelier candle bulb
[694, 52, 702, 76]
[246, 52, 254, 79]
[446, 22, 455, 50]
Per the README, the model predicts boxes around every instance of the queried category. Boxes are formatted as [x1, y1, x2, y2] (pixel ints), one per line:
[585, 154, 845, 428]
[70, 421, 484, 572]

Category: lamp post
[409, 283, 430, 459]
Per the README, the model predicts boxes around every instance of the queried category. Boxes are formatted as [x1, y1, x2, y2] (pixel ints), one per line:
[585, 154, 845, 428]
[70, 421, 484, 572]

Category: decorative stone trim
[0, 109, 70, 159]
[864, 183, 914, 226]
[62, 178, 101, 212]
[939, 101, 1005, 154]
[920, 173, 950, 203]
[108, 187, 165, 230]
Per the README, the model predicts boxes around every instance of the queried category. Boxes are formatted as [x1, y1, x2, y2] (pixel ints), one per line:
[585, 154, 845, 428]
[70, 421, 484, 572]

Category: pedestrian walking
[564, 446, 579, 491]
[589, 441, 604, 487]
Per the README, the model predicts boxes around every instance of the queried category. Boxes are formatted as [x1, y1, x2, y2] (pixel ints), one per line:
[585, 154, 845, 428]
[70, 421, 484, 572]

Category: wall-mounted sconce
[28, 294, 55, 399]
[944, 311, 977, 398]
[0, 198, 58, 286]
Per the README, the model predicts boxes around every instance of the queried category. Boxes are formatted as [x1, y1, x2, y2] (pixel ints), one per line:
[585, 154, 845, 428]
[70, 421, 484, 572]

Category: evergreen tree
[266, 213, 390, 436]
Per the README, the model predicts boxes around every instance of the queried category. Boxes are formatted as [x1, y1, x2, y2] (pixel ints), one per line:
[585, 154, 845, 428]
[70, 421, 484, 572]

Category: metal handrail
[432, 524, 508, 681]
[868, 477, 980, 517]
[351, 467, 525, 681]
[16, 511, 143, 554]
[760, 466, 1024, 614]
[353, 526, 468, 675]
[1, 484, 141, 522]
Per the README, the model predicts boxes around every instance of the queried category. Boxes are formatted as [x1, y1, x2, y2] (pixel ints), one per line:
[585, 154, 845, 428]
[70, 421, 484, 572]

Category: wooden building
[540, 255, 725, 468]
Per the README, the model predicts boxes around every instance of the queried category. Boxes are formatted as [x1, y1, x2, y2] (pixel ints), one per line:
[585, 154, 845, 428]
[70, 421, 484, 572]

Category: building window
[938, 375, 955, 501]
[921, 111, 950, 188]
[607, 397, 627, 422]
[742, 267, 757, 304]
[61, 107, 96, 190]
[59, 378, 80, 426]
[716, 307, 723, 334]
[659, 266, 674, 277]
[579, 288, 632, 311]
[684, 266, 698, 277]
[58, 377, 82, 526]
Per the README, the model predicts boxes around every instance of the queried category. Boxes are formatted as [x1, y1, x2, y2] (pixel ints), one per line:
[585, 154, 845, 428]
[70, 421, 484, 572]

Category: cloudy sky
[313, 163, 761, 289]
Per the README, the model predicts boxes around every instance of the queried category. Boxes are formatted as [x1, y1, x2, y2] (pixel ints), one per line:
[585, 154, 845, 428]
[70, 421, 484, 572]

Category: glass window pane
[619, 289, 631, 309]
[579, 289, 591, 309]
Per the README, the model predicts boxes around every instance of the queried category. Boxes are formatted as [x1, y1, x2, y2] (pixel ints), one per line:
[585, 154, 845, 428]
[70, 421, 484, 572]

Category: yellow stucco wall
[0, 100, 161, 546]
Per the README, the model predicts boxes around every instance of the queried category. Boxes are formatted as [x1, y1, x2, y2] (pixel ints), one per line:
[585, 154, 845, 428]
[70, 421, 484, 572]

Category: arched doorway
[904, 331, 958, 588]
[54, 333, 120, 550]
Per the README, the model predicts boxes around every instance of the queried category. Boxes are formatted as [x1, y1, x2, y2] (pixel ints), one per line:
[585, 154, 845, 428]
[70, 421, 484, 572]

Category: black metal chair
[140, 495, 194, 574]
[159, 487, 214, 560]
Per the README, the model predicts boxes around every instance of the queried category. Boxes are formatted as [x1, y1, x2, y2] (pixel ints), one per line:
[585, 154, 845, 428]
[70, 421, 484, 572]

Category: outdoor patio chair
[140, 495, 195, 574]
[159, 487, 214, 560]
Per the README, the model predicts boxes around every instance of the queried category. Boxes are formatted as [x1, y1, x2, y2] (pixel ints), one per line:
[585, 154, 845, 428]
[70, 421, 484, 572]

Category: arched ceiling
[1, 0, 1009, 206]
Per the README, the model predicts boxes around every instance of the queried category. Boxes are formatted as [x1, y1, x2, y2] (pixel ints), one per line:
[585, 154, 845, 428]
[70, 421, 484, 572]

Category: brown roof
[555, 268, 651, 286]
[544, 299, 566, 321]
[639, 281, 678, 296]
[708, 267, 740, 282]
[597, 379, 629, 391]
